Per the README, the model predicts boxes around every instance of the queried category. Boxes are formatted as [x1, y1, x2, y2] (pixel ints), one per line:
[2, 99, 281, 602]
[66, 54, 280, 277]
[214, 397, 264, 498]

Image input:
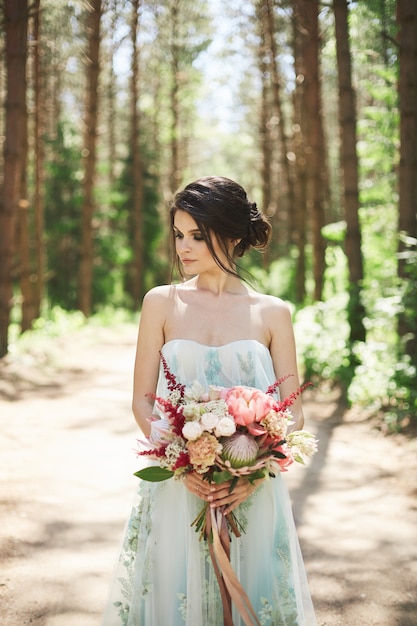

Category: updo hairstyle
[170, 176, 272, 278]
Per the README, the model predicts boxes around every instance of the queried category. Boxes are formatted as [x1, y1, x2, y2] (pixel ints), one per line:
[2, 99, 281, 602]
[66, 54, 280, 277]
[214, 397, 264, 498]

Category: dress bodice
[157, 339, 277, 397]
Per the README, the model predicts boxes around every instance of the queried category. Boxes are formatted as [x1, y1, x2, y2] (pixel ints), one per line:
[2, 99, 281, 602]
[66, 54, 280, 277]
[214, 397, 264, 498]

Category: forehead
[173, 209, 199, 232]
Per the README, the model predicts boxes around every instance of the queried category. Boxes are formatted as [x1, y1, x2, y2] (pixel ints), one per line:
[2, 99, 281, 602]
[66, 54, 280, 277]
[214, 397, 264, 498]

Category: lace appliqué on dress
[114, 481, 158, 624]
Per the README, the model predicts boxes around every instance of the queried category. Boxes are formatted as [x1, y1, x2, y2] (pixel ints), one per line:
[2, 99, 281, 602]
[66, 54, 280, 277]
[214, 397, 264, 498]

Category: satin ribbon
[206, 507, 261, 626]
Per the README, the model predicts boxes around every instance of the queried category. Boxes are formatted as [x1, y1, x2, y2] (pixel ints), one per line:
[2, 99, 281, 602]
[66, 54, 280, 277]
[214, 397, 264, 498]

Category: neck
[192, 272, 245, 296]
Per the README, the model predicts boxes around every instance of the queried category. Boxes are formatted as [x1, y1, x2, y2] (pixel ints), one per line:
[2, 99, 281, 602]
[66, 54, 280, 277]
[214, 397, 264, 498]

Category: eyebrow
[173, 225, 202, 234]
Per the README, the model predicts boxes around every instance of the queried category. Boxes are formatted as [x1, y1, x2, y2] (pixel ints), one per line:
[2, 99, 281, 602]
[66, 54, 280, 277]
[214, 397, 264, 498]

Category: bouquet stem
[207, 507, 261, 626]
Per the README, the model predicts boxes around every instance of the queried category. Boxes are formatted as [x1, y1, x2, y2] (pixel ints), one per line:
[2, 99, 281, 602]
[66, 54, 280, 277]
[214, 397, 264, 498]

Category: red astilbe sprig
[266, 374, 313, 410]
[172, 451, 190, 471]
[160, 350, 186, 398]
[137, 445, 167, 459]
[265, 374, 293, 396]
[152, 396, 186, 436]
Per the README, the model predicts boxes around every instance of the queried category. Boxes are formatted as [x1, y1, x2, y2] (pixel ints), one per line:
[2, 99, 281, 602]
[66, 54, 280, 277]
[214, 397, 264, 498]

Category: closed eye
[173, 230, 204, 241]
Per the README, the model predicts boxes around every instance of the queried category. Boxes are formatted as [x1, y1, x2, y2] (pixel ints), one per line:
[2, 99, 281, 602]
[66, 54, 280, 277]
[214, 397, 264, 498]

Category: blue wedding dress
[102, 339, 316, 626]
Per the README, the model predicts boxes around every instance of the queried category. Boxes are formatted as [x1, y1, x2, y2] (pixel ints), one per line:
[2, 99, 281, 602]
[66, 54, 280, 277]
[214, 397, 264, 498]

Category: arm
[267, 297, 305, 431]
[132, 286, 171, 437]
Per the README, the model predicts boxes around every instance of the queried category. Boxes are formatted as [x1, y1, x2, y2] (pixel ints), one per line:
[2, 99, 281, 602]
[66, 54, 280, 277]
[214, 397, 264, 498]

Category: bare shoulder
[253, 291, 292, 319]
[142, 284, 177, 310]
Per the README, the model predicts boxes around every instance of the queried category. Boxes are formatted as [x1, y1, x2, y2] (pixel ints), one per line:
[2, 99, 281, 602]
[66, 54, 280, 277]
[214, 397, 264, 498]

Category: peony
[222, 386, 276, 427]
[200, 412, 220, 432]
[214, 416, 237, 437]
[221, 433, 259, 468]
[182, 421, 203, 441]
[187, 432, 222, 469]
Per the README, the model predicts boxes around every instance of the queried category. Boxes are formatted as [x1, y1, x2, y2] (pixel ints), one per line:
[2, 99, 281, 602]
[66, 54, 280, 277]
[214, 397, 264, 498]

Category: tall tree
[333, 0, 366, 346]
[130, 0, 145, 307]
[263, 0, 295, 236]
[16, 65, 32, 332]
[0, 0, 28, 357]
[78, 0, 102, 316]
[292, 1, 308, 302]
[256, 2, 273, 221]
[397, 0, 417, 261]
[32, 0, 45, 319]
[169, 0, 182, 194]
[397, 0, 417, 357]
[302, 0, 327, 301]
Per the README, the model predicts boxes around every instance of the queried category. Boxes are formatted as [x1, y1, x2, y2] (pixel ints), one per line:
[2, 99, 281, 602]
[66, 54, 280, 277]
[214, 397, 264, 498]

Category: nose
[176, 236, 191, 253]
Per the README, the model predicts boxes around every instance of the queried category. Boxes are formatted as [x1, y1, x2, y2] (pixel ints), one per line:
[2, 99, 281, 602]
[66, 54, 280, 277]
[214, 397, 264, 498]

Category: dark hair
[170, 176, 272, 279]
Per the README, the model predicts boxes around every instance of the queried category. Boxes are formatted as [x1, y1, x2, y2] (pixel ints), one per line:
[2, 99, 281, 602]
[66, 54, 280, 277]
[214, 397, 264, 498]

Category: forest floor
[0, 322, 416, 626]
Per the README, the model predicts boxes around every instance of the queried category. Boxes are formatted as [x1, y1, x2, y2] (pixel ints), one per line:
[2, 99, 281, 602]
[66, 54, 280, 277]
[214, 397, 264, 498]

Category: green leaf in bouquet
[247, 469, 267, 484]
[212, 469, 233, 484]
[271, 449, 287, 460]
[134, 467, 174, 482]
[292, 453, 306, 465]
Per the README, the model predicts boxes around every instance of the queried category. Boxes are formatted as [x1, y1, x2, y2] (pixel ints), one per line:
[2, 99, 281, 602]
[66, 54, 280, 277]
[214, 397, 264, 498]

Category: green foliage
[44, 122, 83, 309]
[294, 295, 351, 385]
[115, 152, 166, 305]
[385, 238, 417, 432]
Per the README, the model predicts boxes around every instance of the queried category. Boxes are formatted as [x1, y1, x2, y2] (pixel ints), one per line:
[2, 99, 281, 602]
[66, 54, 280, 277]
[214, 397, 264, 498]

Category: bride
[102, 176, 316, 625]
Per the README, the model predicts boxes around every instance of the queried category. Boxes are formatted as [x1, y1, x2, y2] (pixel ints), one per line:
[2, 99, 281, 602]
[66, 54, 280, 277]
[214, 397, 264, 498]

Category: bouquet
[134, 352, 317, 626]
[135, 352, 317, 492]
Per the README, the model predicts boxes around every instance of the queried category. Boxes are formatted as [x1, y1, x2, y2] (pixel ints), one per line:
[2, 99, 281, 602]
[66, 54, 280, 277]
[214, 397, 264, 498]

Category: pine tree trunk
[17, 82, 33, 332]
[33, 0, 45, 318]
[130, 0, 145, 308]
[169, 0, 182, 194]
[0, 0, 28, 357]
[292, 1, 307, 303]
[256, 2, 272, 219]
[333, 0, 366, 344]
[397, 0, 417, 355]
[397, 0, 417, 263]
[264, 0, 295, 239]
[78, 0, 102, 316]
[302, 0, 327, 302]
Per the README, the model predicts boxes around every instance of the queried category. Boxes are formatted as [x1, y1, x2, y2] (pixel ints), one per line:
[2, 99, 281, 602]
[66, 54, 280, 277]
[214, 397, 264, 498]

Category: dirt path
[0, 324, 416, 626]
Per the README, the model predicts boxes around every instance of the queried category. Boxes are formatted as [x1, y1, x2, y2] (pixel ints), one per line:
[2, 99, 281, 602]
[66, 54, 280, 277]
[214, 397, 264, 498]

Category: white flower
[203, 399, 230, 418]
[214, 416, 236, 437]
[182, 420, 203, 441]
[183, 403, 201, 420]
[208, 386, 223, 400]
[184, 380, 207, 403]
[167, 390, 182, 405]
[200, 412, 219, 432]
[286, 430, 318, 464]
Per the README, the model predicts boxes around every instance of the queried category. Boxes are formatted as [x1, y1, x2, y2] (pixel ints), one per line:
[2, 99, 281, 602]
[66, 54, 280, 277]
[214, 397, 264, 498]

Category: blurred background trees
[0, 0, 416, 432]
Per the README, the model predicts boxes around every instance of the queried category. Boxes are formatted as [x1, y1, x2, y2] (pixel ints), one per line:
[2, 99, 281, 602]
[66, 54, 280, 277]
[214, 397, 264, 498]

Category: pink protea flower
[222, 386, 276, 427]
[221, 433, 259, 469]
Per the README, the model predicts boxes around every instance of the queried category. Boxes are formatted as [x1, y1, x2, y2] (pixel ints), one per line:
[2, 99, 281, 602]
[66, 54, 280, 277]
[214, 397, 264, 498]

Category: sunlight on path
[1, 325, 416, 626]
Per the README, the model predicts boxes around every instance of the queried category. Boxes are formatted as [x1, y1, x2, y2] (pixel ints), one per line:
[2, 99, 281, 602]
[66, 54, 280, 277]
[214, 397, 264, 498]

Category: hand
[208, 476, 265, 515]
[184, 472, 212, 501]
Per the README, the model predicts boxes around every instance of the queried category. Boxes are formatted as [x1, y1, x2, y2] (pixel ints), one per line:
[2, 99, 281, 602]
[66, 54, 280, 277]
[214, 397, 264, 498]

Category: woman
[103, 176, 316, 625]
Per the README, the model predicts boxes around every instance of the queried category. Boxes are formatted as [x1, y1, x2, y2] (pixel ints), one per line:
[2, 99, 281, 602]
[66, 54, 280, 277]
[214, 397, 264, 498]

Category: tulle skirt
[102, 474, 316, 626]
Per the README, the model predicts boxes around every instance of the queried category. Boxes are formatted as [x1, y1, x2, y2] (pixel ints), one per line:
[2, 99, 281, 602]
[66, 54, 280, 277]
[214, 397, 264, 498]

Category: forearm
[132, 397, 155, 438]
